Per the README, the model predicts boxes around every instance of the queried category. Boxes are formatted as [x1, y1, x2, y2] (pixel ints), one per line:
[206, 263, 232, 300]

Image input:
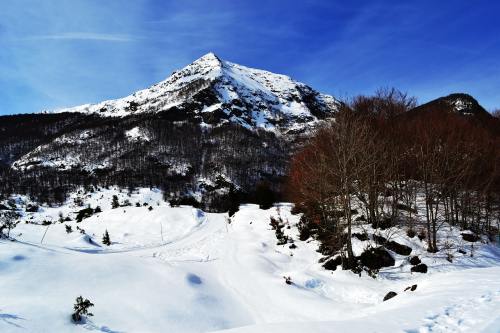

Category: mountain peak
[441, 93, 480, 112]
[431, 93, 490, 117]
[407, 92, 494, 125]
[189, 52, 224, 70]
[197, 52, 221, 62]
[54, 53, 339, 133]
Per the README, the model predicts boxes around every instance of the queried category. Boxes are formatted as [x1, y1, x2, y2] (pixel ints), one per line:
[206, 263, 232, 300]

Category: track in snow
[408, 290, 500, 333]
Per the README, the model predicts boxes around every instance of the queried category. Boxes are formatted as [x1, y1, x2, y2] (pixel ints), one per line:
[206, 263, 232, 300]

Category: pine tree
[72, 296, 94, 323]
[102, 230, 111, 246]
[111, 195, 120, 209]
[227, 185, 240, 217]
[255, 181, 276, 210]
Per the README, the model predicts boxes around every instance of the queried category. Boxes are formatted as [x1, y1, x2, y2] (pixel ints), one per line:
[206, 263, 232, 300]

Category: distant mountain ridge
[405, 93, 499, 134]
[411, 93, 492, 118]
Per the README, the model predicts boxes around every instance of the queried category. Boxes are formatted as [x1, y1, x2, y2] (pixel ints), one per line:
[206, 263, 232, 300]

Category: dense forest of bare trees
[289, 89, 500, 267]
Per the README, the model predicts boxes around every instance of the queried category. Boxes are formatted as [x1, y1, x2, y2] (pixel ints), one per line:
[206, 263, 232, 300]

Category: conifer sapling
[102, 230, 111, 246]
[111, 195, 120, 209]
[72, 296, 94, 323]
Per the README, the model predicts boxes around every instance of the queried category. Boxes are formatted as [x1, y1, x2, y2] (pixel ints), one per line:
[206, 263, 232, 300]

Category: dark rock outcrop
[388, 242, 412, 256]
[461, 233, 480, 242]
[352, 232, 369, 241]
[383, 291, 397, 301]
[323, 256, 342, 271]
[409, 256, 421, 265]
[404, 284, 418, 292]
[359, 247, 395, 270]
[411, 263, 428, 273]
[373, 234, 412, 256]
[371, 217, 393, 230]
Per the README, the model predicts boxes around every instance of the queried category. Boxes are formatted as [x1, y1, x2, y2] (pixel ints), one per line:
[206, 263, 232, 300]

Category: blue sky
[1, 0, 499, 115]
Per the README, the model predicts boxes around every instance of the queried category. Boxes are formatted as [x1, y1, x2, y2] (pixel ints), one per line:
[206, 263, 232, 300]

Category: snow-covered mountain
[0, 53, 342, 209]
[55, 52, 339, 133]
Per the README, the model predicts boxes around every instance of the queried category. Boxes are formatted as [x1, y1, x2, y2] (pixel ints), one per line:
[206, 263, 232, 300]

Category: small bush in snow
[65, 225, 73, 234]
[76, 207, 94, 223]
[417, 228, 427, 241]
[74, 197, 84, 207]
[297, 217, 312, 241]
[270, 216, 288, 245]
[406, 227, 416, 238]
[0, 211, 20, 239]
[72, 296, 94, 323]
[442, 239, 454, 262]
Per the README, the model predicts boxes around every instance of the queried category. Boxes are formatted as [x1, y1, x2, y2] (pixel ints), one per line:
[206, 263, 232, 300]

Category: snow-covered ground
[1, 187, 500, 332]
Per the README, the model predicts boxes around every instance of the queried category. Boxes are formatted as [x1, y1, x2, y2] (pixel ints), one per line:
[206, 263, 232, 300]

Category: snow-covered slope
[54, 53, 339, 133]
[1, 187, 500, 332]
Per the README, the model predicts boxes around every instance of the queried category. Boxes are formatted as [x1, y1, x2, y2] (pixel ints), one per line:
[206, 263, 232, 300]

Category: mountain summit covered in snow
[56, 52, 339, 133]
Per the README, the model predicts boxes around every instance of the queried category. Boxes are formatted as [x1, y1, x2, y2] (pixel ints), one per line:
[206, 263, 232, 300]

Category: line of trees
[289, 89, 500, 267]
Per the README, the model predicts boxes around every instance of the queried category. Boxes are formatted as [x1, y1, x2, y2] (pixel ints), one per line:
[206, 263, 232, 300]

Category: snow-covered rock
[125, 126, 150, 142]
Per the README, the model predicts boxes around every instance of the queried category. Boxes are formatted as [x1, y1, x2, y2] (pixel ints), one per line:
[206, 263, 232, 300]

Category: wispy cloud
[27, 32, 136, 42]
[1, 0, 500, 115]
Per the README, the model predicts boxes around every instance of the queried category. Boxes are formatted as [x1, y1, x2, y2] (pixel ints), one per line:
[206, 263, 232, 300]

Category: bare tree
[290, 105, 374, 268]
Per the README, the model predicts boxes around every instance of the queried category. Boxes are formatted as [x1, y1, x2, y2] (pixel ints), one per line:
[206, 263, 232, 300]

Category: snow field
[1, 187, 499, 332]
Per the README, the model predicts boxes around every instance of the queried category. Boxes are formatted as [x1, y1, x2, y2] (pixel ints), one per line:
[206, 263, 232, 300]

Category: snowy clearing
[1, 188, 499, 333]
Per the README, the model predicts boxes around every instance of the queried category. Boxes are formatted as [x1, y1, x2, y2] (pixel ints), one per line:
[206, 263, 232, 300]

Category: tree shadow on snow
[82, 320, 125, 333]
[187, 273, 203, 286]
[0, 312, 25, 329]
[11, 255, 27, 261]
